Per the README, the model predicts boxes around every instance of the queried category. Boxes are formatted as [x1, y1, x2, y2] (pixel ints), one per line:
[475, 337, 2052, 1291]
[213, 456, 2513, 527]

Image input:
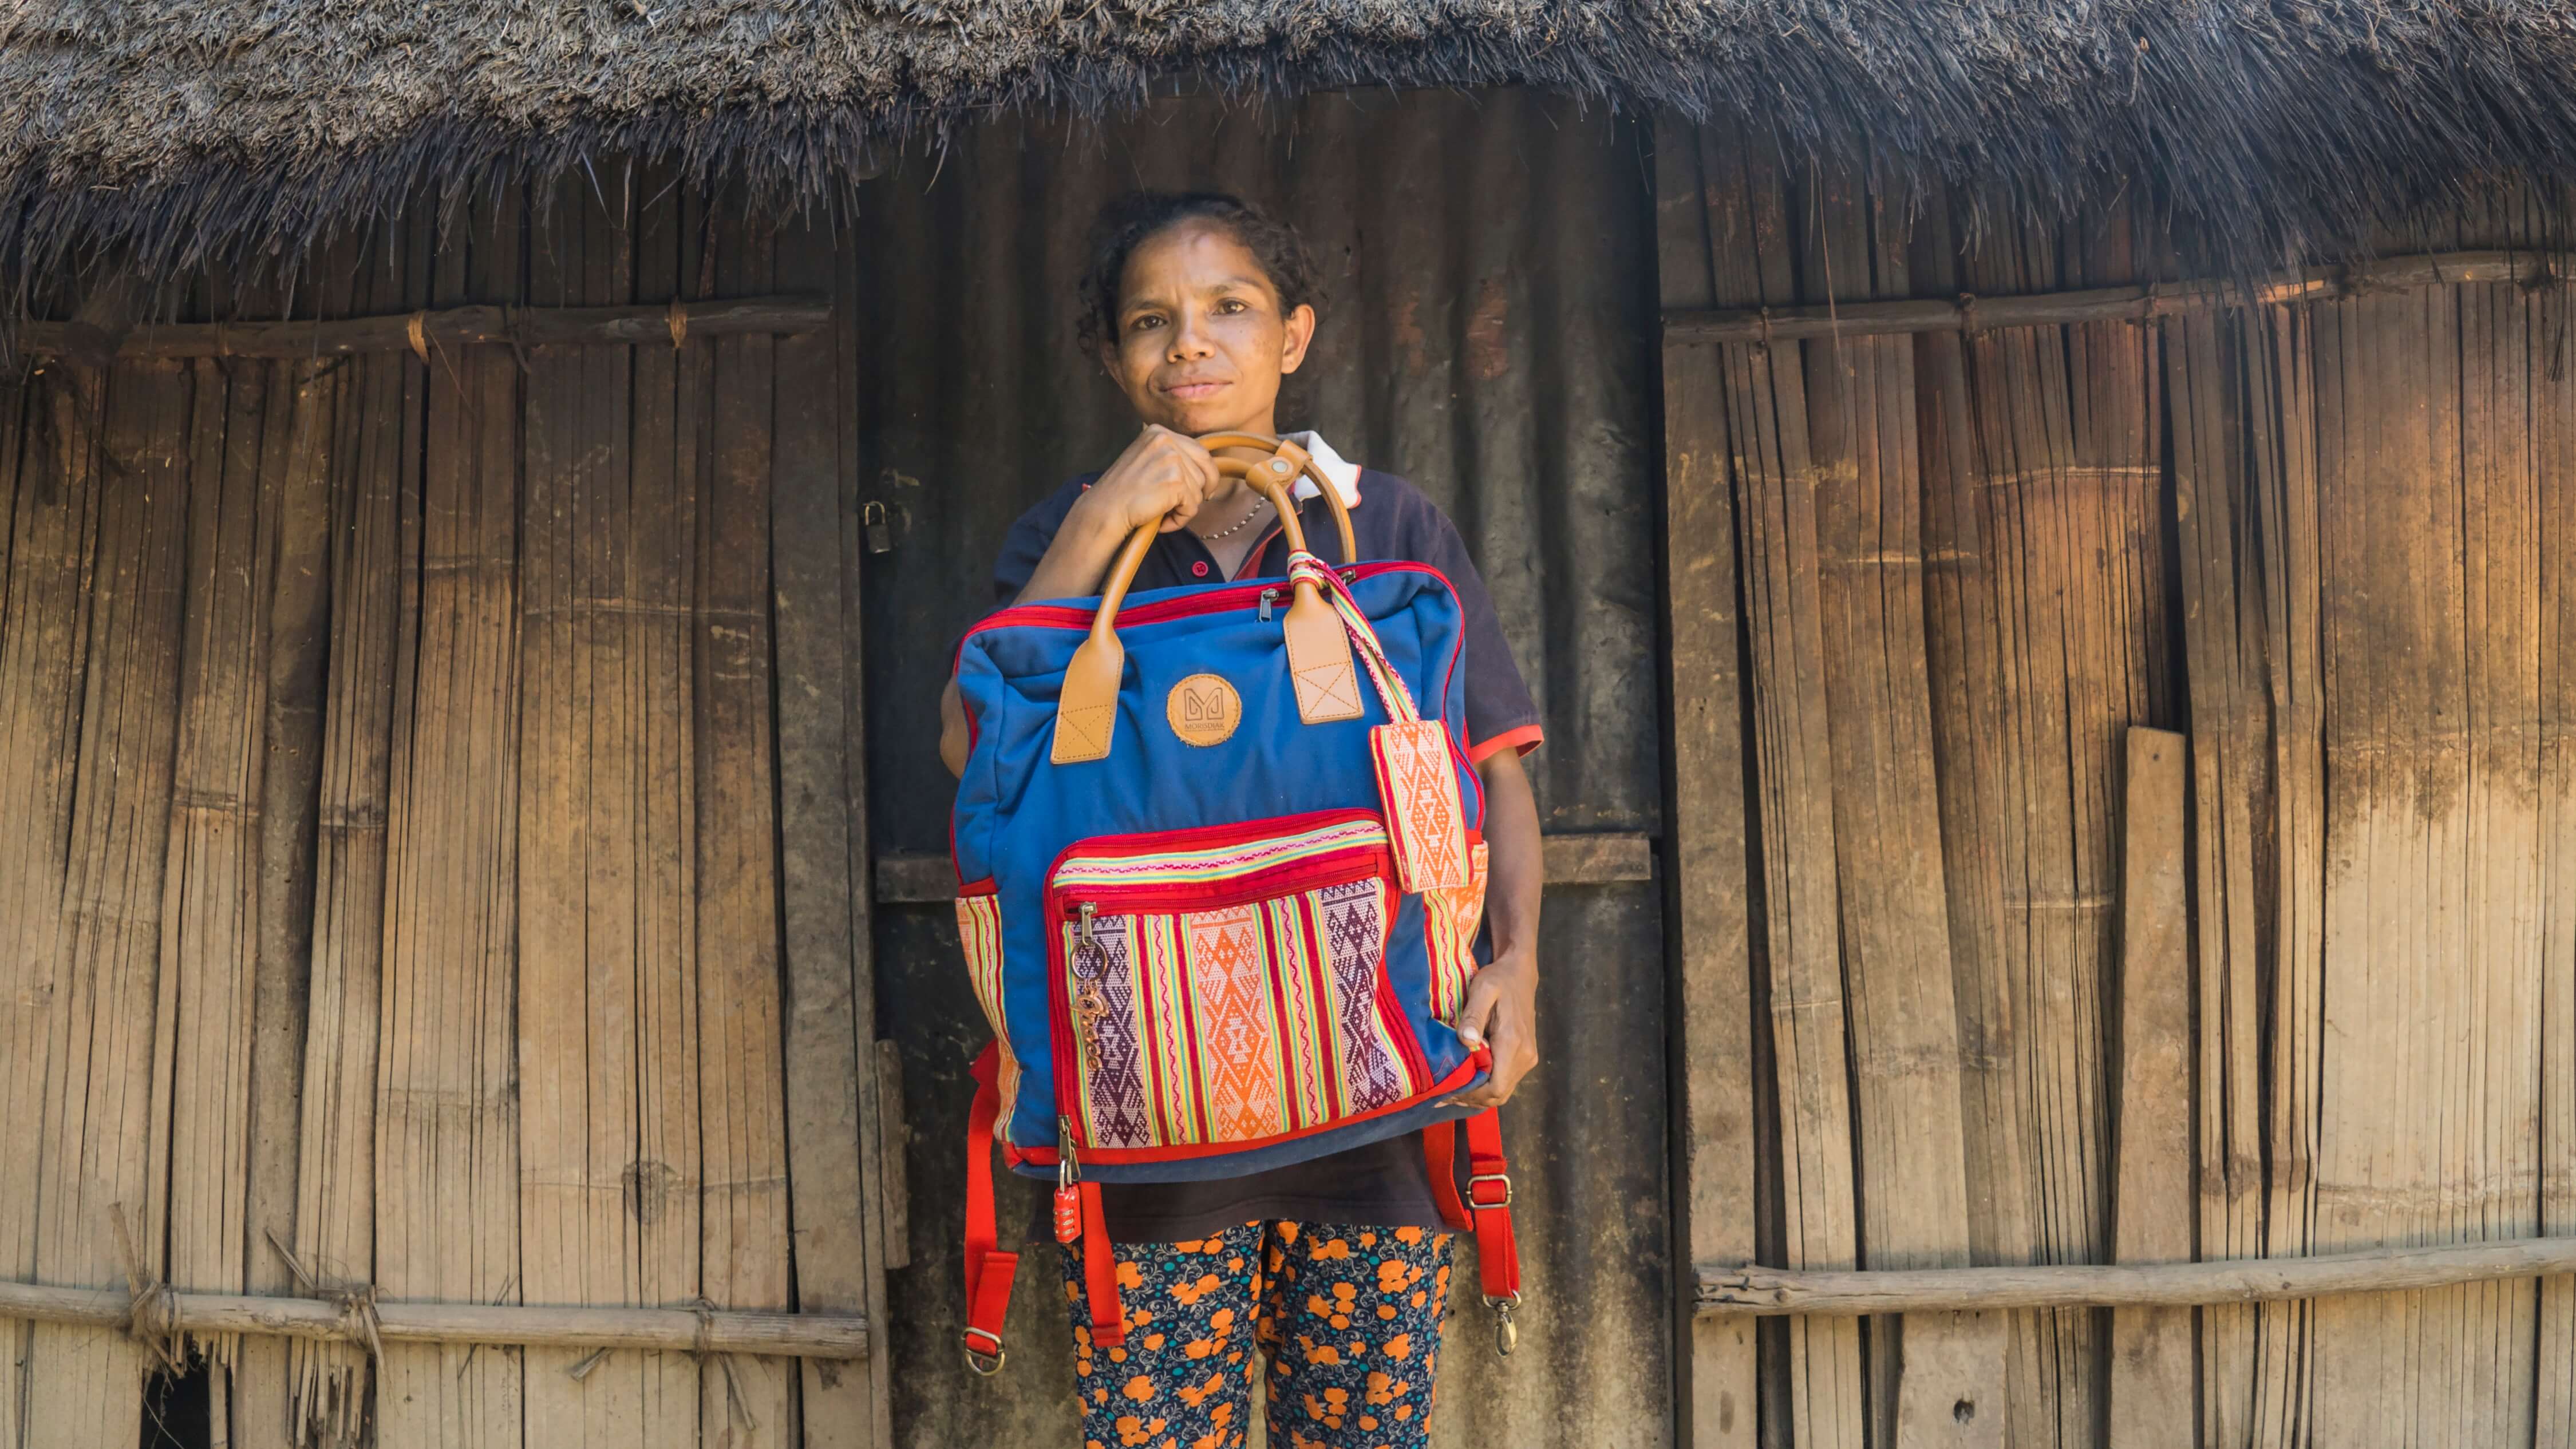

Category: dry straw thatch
[4, 1, 2576, 297]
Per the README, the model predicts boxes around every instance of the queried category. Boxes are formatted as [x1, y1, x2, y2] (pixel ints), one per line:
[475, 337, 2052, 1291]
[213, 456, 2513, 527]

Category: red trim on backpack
[1014, 1054, 1483, 1169]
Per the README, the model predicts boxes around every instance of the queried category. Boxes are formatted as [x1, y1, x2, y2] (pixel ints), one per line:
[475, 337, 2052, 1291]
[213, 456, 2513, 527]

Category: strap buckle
[1467, 1171, 1513, 1209]
[963, 1328, 1007, 1376]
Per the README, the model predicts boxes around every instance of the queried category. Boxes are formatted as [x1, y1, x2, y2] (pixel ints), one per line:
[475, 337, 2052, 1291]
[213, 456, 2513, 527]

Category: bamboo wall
[0, 169, 894, 1448]
[1658, 125, 2576, 1447]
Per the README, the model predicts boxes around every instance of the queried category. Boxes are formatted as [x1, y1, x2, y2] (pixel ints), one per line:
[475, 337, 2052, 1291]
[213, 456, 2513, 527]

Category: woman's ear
[1279, 303, 1316, 375]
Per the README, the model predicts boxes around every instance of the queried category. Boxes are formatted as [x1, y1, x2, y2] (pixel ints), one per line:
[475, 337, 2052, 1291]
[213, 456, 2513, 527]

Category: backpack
[949, 433, 1523, 1373]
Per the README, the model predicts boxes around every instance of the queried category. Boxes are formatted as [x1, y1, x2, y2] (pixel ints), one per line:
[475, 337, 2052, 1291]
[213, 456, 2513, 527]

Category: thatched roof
[6, 2, 2576, 291]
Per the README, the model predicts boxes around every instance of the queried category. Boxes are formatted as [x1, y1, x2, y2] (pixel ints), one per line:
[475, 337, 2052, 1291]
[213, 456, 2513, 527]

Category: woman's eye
[1215, 298, 1247, 314]
[1128, 315, 1163, 332]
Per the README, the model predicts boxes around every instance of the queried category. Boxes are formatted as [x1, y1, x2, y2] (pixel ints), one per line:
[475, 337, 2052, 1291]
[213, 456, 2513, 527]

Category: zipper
[1055, 849, 1386, 925]
[962, 560, 1429, 645]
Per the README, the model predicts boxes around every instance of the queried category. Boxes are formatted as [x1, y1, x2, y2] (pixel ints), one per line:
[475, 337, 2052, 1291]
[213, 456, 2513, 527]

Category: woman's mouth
[1162, 378, 1228, 399]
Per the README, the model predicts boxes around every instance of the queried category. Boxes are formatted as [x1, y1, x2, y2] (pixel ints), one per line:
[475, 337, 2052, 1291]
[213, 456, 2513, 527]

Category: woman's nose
[1167, 316, 1214, 359]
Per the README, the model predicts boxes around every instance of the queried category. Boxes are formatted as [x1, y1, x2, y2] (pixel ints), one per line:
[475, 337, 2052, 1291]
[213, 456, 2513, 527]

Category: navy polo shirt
[987, 460, 1542, 1242]
[991, 466, 1543, 766]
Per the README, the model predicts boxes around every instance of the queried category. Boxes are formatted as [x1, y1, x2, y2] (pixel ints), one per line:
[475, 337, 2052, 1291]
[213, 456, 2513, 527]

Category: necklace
[1194, 494, 1271, 544]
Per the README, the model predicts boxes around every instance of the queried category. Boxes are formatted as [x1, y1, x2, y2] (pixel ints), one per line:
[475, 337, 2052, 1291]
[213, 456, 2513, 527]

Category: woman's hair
[1076, 191, 1321, 355]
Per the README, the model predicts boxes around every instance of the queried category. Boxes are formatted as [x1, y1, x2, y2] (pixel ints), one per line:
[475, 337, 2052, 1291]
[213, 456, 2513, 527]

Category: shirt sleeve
[1413, 501, 1543, 764]
[990, 476, 1092, 605]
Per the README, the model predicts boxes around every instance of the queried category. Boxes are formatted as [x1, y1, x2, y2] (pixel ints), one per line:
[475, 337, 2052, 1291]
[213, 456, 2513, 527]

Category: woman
[941, 191, 1541, 1449]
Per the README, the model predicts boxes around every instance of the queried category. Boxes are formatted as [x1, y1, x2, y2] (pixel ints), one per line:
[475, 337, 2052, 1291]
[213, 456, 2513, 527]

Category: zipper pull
[1053, 1116, 1084, 1244]
[1077, 900, 1097, 948]
[1259, 587, 1281, 624]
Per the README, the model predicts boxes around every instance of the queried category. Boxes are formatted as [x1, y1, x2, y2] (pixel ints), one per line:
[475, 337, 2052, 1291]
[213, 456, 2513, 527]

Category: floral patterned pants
[1060, 1220, 1455, 1449]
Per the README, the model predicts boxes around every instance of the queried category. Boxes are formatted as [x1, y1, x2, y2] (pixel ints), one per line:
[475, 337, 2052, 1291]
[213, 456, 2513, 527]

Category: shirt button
[1191, 561, 1210, 578]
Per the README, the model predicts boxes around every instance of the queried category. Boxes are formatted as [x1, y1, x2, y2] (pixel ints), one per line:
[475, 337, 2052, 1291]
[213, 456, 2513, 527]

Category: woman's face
[1103, 220, 1315, 437]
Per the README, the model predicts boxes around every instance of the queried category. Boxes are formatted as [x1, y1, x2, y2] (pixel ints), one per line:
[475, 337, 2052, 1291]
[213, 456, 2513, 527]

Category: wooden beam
[17, 295, 831, 359]
[871, 833, 1654, 904]
[1665, 250, 2563, 345]
[1540, 831, 1654, 885]
[0, 1281, 866, 1359]
[1698, 1239, 2576, 1316]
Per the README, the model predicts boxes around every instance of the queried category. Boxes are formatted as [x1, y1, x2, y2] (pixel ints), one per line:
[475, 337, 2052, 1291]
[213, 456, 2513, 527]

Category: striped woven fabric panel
[955, 893, 1021, 1144]
[1052, 815, 1386, 893]
[1064, 874, 1421, 1151]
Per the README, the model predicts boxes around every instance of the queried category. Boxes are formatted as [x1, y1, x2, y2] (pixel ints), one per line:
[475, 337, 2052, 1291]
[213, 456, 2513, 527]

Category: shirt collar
[1279, 430, 1364, 508]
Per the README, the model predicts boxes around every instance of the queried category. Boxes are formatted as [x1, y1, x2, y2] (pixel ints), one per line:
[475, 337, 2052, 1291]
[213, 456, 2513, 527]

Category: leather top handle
[1050, 433, 1365, 765]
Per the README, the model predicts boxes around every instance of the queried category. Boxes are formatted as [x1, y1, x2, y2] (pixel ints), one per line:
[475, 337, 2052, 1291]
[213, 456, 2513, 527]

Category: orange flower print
[1068, 1220, 1452, 1449]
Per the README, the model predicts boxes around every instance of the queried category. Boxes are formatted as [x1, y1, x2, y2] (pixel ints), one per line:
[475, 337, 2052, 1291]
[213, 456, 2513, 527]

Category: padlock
[1055, 1117, 1084, 1244]
[863, 500, 894, 555]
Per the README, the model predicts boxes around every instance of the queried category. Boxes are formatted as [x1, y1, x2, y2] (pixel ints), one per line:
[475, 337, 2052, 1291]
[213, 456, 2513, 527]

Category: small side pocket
[1423, 837, 1490, 1024]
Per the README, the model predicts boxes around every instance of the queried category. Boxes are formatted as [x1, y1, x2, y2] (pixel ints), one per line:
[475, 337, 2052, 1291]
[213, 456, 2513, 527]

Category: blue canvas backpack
[950, 433, 1523, 1372]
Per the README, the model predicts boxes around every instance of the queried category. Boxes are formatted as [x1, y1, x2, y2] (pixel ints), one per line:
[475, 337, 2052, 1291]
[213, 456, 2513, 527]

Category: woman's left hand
[1446, 948, 1539, 1110]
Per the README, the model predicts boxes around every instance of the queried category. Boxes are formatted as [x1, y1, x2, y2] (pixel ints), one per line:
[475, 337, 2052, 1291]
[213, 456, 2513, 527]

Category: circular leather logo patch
[1166, 674, 1243, 747]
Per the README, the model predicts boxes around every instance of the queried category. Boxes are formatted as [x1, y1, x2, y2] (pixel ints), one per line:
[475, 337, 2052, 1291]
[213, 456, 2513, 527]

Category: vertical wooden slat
[2248, 300, 2326, 1449]
[1937, 204, 2170, 1446]
[22, 358, 192, 1448]
[1909, 199, 2045, 1360]
[290, 215, 427, 1448]
[2536, 255, 2576, 1449]
[1654, 112, 1759, 1449]
[771, 201, 898, 1446]
[0, 366, 104, 1449]
[162, 347, 260, 1398]
[2303, 271, 2549, 1445]
[698, 193, 794, 1446]
[1791, 161, 2006, 1449]
[2107, 728, 2192, 1446]
[1700, 144, 1868, 1449]
[164, 324, 339, 1444]
[2165, 300, 2300, 1449]
[519, 165, 707, 1448]
[374, 183, 526, 1449]
[230, 306, 351, 1446]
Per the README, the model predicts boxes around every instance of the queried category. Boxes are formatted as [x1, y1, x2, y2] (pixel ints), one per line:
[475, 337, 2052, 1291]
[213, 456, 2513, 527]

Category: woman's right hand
[1077, 425, 1223, 535]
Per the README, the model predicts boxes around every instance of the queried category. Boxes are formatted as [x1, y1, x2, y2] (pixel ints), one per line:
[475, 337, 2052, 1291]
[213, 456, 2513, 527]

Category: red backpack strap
[962, 1045, 1018, 1373]
[1423, 1107, 1523, 1353]
[1424, 1116, 1471, 1230]
[1078, 1181, 1127, 1348]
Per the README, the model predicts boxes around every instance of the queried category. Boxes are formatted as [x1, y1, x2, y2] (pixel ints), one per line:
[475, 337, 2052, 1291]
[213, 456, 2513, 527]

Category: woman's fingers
[1443, 979, 1536, 1110]
[1451, 977, 1499, 1054]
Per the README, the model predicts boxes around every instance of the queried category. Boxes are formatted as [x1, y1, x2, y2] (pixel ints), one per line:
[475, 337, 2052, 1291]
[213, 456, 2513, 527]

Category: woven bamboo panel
[1660, 140, 2576, 1449]
[0, 171, 874, 1448]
